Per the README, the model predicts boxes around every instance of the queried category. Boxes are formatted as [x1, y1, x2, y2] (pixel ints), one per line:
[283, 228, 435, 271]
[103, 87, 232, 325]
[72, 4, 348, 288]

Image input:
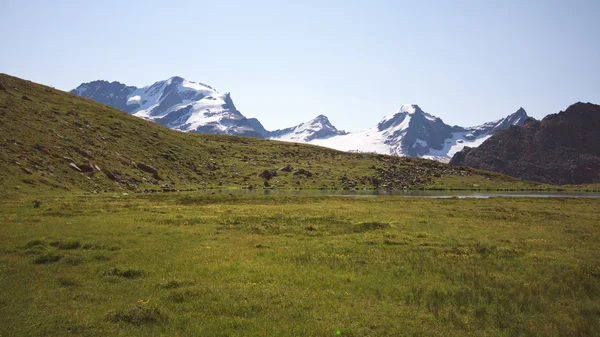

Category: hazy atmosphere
[1, 0, 599, 131]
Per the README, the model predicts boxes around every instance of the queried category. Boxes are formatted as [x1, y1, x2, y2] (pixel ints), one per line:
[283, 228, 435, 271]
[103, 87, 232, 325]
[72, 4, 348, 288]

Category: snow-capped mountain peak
[379, 104, 439, 131]
[71, 77, 263, 137]
[397, 104, 417, 114]
[308, 105, 530, 162]
[268, 114, 347, 142]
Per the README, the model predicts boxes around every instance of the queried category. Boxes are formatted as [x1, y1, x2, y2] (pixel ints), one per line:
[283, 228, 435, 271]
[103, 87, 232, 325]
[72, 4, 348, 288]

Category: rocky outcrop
[450, 102, 600, 185]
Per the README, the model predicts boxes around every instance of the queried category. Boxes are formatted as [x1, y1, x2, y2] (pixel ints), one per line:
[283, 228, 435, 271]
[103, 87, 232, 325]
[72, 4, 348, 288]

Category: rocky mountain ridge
[450, 102, 600, 184]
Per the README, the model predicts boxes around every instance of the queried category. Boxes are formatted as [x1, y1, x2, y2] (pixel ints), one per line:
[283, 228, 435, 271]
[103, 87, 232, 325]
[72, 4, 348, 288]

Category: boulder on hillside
[77, 164, 95, 173]
[294, 169, 313, 178]
[136, 162, 158, 175]
[259, 170, 278, 180]
[105, 170, 122, 182]
[280, 165, 293, 172]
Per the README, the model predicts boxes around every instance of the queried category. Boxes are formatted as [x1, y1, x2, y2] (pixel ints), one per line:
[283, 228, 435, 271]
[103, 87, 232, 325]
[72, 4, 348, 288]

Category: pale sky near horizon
[1, 0, 599, 131]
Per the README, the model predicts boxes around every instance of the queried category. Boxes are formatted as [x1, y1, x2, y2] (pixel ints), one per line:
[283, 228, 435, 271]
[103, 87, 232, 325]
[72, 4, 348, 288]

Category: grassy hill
[0, 74, 552, 198]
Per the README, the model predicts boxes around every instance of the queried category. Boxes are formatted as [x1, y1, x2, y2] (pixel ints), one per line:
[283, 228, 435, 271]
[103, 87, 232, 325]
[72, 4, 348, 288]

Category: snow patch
[126, 95, 141, 105]
[423, 132, 492, 163]
[181, 79, 210, 91]
[413, 139, 428, 148]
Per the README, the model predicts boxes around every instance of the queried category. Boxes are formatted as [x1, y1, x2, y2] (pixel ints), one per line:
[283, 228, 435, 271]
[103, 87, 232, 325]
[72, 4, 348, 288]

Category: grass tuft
[354, 221, 391, 232]
[105, 303, 165, 326]
[57, 277, 77, 287]
[167, 290, 199, 303]
[102, 267, 146, 279]
[33, 252, 63, 264]
[159, 280, 194, 289]
[57, 240, 81, 250]
[24, 239, 47, 249]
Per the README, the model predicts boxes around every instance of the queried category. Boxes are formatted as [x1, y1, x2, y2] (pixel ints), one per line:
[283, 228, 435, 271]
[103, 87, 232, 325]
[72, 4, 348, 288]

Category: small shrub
[33, 252, 63, 264]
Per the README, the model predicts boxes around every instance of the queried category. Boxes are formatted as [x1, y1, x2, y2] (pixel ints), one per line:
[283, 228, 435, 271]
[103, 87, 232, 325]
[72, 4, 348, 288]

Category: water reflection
[200, 189, 600, 199]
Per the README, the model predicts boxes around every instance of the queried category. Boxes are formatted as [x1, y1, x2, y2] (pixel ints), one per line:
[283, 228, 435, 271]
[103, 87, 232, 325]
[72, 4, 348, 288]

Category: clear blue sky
[1, 0, 599, 131]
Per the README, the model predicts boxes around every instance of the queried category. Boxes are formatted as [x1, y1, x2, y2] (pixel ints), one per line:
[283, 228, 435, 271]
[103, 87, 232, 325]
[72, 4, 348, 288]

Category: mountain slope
[450, 102, 600, 184]
[0, 73, 544, 198]
[72, 76, 262, 137]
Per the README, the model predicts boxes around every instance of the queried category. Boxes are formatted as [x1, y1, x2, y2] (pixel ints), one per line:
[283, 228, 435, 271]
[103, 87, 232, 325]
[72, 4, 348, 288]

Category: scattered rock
[136, 162, 158, 175]
[21, 167, 33, 175]
[105, 170, 121, 182]
[69, 163, 82, 172]
[33, 200, 41, 208]
[280, 165, 293, 172]
[77, 164, 95, 173]
[293, 169, 313, 178]
[21, 95, 32, 101]
[259, 170, 278, 180]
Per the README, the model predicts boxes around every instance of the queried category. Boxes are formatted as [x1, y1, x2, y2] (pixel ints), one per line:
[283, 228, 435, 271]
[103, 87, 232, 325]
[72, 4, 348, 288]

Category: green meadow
[1, 193, 598, 336]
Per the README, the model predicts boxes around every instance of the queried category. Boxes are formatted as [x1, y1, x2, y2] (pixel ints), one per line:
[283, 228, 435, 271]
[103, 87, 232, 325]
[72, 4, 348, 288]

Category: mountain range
[451, 102, 600, 184]
[72, 76, 530, 162]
